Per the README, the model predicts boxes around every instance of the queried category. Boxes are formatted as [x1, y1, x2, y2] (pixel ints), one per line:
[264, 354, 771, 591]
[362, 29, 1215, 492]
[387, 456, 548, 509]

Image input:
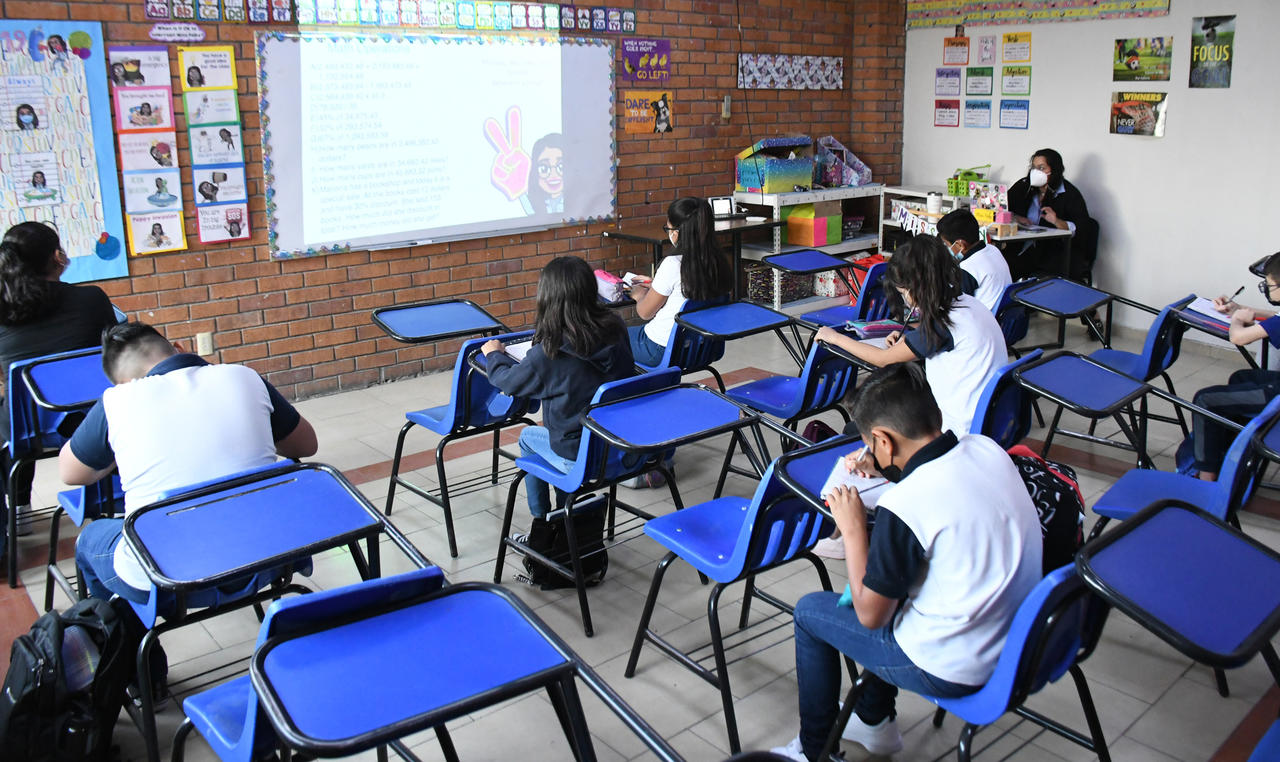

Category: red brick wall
[6, 0, 905, 399]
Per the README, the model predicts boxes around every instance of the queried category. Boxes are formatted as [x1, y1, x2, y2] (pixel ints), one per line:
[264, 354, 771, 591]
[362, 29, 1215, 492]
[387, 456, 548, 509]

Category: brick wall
[6, 0, 905, 399]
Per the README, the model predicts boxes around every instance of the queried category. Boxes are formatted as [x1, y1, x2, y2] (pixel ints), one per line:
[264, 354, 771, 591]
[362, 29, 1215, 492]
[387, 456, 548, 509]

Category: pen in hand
[1230, 285, 1245, 301]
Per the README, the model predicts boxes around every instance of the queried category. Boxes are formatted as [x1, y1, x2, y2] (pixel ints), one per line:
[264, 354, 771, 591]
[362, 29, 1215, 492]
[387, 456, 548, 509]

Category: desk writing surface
[130, 468, 378, 584]
[762, 249, 852, 275]
[585, 386, 746, 450]
[259, 589, 565, 743]
[1014, 279, 1110, 317]
[988, 225, 1073, 243]
[1018, 354, 1146, 413]
[372, 300, 502, 343]
[677, 301, 790, 339]
[25, 353, 112, 409]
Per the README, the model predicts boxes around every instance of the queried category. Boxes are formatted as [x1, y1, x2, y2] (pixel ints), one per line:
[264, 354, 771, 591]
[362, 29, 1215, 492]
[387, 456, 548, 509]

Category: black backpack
[522, 504, 609, 590]
[1007, 445, 1086, 575]
[0, 598, 135, 761]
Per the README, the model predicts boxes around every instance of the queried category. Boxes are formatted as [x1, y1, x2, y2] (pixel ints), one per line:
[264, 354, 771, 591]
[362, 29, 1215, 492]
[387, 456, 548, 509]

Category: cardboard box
[735, 136, 813, 194]
[783, 203, 842, 247]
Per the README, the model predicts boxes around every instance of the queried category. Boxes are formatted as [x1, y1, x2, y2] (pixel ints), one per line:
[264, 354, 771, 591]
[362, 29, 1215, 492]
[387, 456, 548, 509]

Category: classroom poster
[942, 36, 968, 65]
[965, 66, 992, 95]
[621, 38, 670, 83]
[107, 46, 170, 88]
[737, 54, 843, 90]
[1002, 32, 1031, 63]
[183, 89, 239, 125]
[1001, 65, 1031, 96]
[189, 124, 243, 164]
[1190, 16, 1234, 89]
[122, 169, 181, 212]
[126, 209, 186, 254]
[1110, 91, 1167, 137]
[963, 99, 991, 128]
[118, 131, 177, 170]
[976, 35, 996, 64]
[0, 21, 128, 281]
[934, 67, 961, 96]
[1113, 37, 1172, 82]
[622, 89, 672, 134]
[192, 165, 247, 205]
[933, 99, 959, 127]
[999, 99, 1029, 129]
[177, 46, 235, 90]
[113, 87, 173, 131]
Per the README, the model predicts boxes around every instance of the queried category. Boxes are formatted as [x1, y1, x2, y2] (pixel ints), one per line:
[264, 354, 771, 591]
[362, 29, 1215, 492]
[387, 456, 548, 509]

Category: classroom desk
[819, 335, 891, 374]
[1173, 305, 1268, 370]
[676, 300, 806, 366]
[990, 224, 1074, 279]
[1014, 277, 1114, 349]
[761, 249, 868, 301]
[602, 217, 785, 300]
[372, 298, 506, 343]
[123, 462, 427, 762]
[774, 434, 860, 517]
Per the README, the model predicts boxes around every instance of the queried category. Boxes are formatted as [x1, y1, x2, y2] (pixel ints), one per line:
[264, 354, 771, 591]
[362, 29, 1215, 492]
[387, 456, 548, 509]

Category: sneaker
[620, 469, 668, 489]
[812, 536, 845, 560]
[769, 735, 842, 762]
[15, 505, 32, 537]
[840, 712, 902, 755]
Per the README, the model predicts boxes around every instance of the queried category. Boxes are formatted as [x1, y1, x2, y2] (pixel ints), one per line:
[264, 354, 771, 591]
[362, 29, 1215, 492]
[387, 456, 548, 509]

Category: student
[936, 208, 1012, 313]
[771, 363, 1042, 761]
[627, 197, 732, 366]
[1192, 252, 1280, 479]
[0, 222, 117, 545]
[480, 256, 633, 553]
[815, 235, 1007, 436]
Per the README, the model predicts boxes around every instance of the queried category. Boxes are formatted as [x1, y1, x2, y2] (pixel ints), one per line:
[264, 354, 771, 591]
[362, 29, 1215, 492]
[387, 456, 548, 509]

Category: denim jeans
[1192, 368, 1280, 472]
[794, 591, 978, 761]
[628, 325, 666, 367]
[518, 426, 577, 518]
[76, 518, 151, 604]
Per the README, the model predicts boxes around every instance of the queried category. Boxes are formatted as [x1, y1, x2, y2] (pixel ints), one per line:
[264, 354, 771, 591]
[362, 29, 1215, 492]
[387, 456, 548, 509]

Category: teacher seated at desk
[1003, 148, 1097, 283]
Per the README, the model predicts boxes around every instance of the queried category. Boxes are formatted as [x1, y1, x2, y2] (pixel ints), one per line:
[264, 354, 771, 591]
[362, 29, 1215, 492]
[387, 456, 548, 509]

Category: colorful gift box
[735, 136, 813, 194]
[782, 201, 842, 247]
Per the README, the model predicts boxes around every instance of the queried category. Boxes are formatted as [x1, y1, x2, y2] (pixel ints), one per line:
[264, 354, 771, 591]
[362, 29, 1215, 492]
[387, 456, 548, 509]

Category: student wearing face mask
[937, 208, 1012, 313]
[1190, 252, 1280, 481]
[1004, 148, 1092, 281]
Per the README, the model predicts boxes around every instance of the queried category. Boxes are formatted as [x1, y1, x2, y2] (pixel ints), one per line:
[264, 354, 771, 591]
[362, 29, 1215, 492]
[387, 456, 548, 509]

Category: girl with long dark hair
[481, 256, 633, 550]
[628, 197, 732, 365]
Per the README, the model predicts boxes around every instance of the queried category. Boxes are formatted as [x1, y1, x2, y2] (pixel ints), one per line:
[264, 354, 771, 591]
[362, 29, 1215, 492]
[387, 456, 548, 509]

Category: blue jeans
[794, 591, 978, 760]
[76, 518, 151, 604]
[519, 426, 577, 518]
[628, 325, 666, 367]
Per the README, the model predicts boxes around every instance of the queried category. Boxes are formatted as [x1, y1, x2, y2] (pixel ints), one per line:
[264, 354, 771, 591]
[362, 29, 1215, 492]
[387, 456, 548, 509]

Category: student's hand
[1013, 214, 1032, 226]
[827, 485, 867, 537]
[1041, 206, 1059, 226]
[481, 339, 505, 355]
[1212, 295, 1240, 314]
[1232, 308, 1256, 326]
[884, 330, 903, 347]
[629, 281, 650, 300]
[844, 446, 879, 478]
[815, 326, 842, 345]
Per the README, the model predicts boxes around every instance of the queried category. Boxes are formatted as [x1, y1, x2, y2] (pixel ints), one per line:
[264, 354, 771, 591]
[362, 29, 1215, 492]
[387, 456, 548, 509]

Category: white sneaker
[840, 712, 903, 755]
[811, 536, 845, 560]
[769, 736, 809, 762]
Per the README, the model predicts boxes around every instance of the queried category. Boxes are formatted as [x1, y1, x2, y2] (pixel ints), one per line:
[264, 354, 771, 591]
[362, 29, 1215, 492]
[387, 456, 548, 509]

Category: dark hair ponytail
[884, 236, 963, 352]
[669, 197, 730, 302]
[0, 222, 60, 325]
[533, 255, 623, 358]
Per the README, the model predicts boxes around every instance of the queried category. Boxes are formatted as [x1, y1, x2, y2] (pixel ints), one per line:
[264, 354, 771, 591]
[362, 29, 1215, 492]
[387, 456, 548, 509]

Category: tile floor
[13, 312, 1280, 762]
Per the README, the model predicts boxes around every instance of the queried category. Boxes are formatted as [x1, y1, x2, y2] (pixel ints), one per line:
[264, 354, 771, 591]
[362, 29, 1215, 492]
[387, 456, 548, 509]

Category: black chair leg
[820, 677, 867, 761]
[1041, 405, 1066, 459]
[1162, 371, 1189, 435]
[1070, 664, 1111, 762]
[44, 506, 64, 612]
[957, 722, 978, 762]
[707, 583, 740, 754]
[434, 436, 459, 558]
[171, 717, 195, 762]
[706, 366, 726, 393]
[1214, 667, 1230, 698]
[626, 552, 676, 677]
[739, 575, 756, 630]
[1087, 516, 1111, 542]
[493, 474, 525, 583]
[560, 496, 595, 637]
[547, 675, 598, 762]
[932, 706, 946, 728]
[491, 428, 501, 484]
[714, 431, 739, 499]
[384, 421, 414, 516]
[435, 725, 460, 762]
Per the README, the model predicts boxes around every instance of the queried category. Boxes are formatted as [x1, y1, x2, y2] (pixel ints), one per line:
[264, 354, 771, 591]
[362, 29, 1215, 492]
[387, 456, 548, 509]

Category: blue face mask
[19, 113, 34, 125]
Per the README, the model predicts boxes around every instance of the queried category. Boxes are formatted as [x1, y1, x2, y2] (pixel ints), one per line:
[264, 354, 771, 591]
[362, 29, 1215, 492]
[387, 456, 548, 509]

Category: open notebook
[504, 340, 533, 362]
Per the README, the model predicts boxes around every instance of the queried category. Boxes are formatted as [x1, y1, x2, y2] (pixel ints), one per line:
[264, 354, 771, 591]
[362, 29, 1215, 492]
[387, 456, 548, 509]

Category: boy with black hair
[937, 208, 1012, 313]
[772, 363, 1041, 761]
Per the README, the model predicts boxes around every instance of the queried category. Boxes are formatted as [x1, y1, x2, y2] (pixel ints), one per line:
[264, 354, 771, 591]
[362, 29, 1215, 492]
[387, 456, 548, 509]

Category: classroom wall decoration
[288, 1, 630, 32]
[1, 21, 129, 281]
[998, 99, 1028, 129]
[1190, 15, 1234, 89]
[1109, 91, 1167, 137]
[180, 45, 251, 244]
[1113, 37, 1172, 82]
[964, 99, 990, 128]
[621, 38, 669, 82]
[146, 0, 294, 23]
[906, 0, 1170, 29]
[623, 90, 672, 134]
[736, 55, 844, 90]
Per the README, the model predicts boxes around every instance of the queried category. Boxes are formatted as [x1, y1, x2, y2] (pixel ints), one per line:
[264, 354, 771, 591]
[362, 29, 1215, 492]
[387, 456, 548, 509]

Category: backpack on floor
[522, 504, 610, 590]
[0, 598, 135, 762]
[1007, 445, 1086, 575]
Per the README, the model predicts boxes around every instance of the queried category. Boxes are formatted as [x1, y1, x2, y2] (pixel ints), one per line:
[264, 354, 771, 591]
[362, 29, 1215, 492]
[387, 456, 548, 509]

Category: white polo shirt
[959, 242, 1013, 313]
[642, 254, 686, 347]
[904, 292, 1008, 435]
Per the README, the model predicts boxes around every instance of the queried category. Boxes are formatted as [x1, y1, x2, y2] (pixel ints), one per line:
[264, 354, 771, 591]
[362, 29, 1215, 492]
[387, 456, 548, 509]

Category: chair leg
[1033, 398, 1046, 429]
[435, 724, 461, 762]
[136, 629, 162, 762]
[626, 552, 677, 677]
[8, 463, 22, 588]
[706, 366, 726, 393]
[713, 431, 739, 499]
[1070, 664, 1111, 762]
[171, 717, 195, 762]
[493, 474, 525, 583]
[560, 495, 595, 638]
[1087, 516, 1111, 542]
[384, 421, 415, 517]
[932, 707, 946, 728]
[1041, 405, 1066, 459]
[1162, 371, 1189, 435]
[434, 436, 459, 558]
[707, 583, 741, 754]
[491, 428, 501, 484]
[738, 575, 756, 630]
[1214, 667, 1230, 698]
[957, 722, 978, 762]
[820, 678, 867, 761]
[43, 506, 65, 613]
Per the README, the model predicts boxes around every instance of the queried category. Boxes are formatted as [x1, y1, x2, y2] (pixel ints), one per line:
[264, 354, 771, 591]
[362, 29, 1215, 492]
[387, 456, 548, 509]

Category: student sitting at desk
[815, 236, 1007, 437]
[481, 256, 633, 559]
[1191, 252, 1280, 480]
[1004, 148, 1095, 282]
[771, 363, 1041, 761]
[59, 322, 318, 701]
[937, 208, 1012, 313]
[0, 222, 118, 546]
[627, 196, 732, 366]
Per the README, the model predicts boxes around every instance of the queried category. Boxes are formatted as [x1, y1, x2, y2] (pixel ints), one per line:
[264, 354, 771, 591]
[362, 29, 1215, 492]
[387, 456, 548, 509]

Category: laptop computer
[710, 196, 747, 220]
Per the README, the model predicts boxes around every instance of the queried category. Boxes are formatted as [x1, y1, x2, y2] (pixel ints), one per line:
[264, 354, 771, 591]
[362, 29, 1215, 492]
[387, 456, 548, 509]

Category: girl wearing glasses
[521, 133, 564, 215]
[1192, 253, 1280, 480]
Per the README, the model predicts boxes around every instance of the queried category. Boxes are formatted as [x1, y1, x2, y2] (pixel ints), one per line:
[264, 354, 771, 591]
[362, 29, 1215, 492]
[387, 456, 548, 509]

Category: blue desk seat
[635, 298, 728, 390]
[1088, 296, 1193, 433]
[45, 474, 123, 611]
[1249, 720, 1280, 762]
[1014, 277, 1114, 349]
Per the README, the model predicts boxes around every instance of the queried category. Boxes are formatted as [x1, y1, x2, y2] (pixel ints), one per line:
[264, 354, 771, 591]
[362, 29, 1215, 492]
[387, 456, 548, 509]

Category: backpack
[1007, 445, 1086, 575]
[0, 598, 135, 761]
[522, 503, 609, 590]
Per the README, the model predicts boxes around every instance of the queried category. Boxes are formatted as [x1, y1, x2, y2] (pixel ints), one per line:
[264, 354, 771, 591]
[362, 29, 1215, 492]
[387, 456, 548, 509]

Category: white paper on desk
[861, 336, 889, 350]
[505, 340, 533, 362]
[1187, 296, 1230, 323]
[622, 272, 649, 286]
[820, 457, 889, 508]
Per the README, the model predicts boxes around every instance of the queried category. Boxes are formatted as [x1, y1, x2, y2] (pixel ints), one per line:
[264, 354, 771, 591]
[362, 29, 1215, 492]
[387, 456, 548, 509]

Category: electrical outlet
[196, 332, 214, 356]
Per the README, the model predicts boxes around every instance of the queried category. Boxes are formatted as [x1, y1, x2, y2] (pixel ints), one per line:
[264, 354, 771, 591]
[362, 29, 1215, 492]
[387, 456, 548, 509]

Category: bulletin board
[0, 20, 129, 282]
[907, 0, 1171, 29]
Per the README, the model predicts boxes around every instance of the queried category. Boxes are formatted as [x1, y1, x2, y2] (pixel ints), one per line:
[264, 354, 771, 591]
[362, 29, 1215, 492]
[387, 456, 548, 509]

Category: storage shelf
[740, 233, 878, 261]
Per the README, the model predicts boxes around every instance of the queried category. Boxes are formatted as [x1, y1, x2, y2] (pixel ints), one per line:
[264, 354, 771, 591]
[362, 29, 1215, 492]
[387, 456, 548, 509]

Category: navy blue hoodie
[486, 315, 634, 460]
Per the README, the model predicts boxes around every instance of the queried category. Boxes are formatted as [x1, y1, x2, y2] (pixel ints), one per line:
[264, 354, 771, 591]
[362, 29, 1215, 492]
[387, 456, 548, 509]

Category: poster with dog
[623, 90, 673, 134]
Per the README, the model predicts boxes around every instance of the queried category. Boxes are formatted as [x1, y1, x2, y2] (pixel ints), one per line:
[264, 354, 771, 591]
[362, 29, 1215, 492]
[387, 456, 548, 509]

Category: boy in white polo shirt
[937, 208, 1013, 314]
[772, 363, 1041, 761]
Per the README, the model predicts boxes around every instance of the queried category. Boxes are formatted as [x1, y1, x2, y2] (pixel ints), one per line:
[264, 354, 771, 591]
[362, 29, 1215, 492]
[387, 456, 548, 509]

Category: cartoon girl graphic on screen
[521, 133, 564, 216]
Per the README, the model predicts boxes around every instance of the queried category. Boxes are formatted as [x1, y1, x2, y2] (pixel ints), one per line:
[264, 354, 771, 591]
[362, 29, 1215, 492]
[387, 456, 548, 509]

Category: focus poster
[1190, 16, 1234, 89]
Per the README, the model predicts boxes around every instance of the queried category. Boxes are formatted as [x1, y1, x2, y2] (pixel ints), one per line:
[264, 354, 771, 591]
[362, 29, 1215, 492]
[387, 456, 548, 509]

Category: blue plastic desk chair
[798, 260, 891, 329]
[625, 457, 835, 754]
[6, 347, 109, 587]
[994, 280, 1035, 354]
[820, 565, 1111, 762]
[1088, 295, 1193, 433]
[384, 331, 539, 558]
[494, 368, 683, 637]
[969, 350, 1043, 450]
[636, 298, 728, 390]
[44, 474, 123, 612]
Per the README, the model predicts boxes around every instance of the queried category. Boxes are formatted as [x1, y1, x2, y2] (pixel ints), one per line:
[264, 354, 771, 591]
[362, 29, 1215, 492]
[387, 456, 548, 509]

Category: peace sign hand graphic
[483, 106, 530, 201]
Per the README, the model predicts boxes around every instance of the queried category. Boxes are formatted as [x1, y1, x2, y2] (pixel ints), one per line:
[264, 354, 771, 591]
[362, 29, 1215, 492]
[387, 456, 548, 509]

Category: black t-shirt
[0, 282, 116, 377]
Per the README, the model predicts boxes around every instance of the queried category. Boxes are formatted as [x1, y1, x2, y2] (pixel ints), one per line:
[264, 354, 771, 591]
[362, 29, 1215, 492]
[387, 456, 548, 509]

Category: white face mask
[1029, 168, 1049, 188]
